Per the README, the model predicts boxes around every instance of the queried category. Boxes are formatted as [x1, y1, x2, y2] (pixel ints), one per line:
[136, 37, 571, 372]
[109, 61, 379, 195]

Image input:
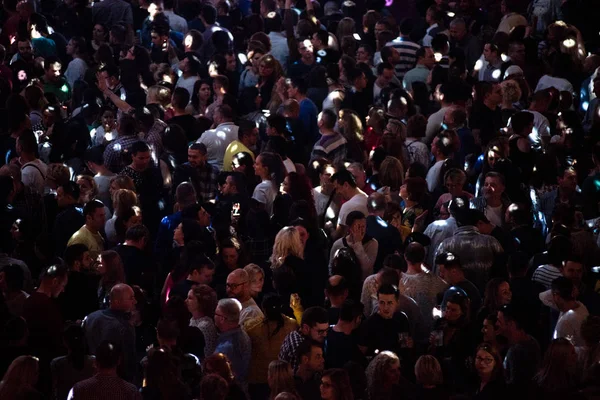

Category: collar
[217, 122, 235, 128]
[426, 23, 439, 33]
[454, 225, 479, 235]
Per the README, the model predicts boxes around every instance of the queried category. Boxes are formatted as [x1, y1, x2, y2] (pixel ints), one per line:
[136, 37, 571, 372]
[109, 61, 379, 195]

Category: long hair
[286, 173, 317, 222]
[144, 349, 187, 399]
[366, 351, 399, 399]
[482, 278, 508, 314]
[261, 293, 285, 338]
[379, 156, 404, 191]
[270, 226, 304, 269]
[414, 355, 443, 386]
[322, 368, 354, 400]
[475, 342, 503, 382]
[339, 109, 364, 142]
[258, 151, 285, 190]
[100, 250, 125, 287]
[190, 284, 218, 319]
[534, 338, 578, 391]
[0, 356, 39, 398]
[64, 323, 88, 370]
[268, 361, 299, 400]
[203, 353, 235, 383]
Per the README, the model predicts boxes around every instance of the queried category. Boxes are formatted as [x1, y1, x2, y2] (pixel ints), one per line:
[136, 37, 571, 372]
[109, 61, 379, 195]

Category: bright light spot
[267, 11, 276, 18]
[227, 32, 234, 42]
[177, 69, 183, 77]
[400, 96, 407, 105]
[447, 11, 455, 17]
[61, 84, 68, 93]
[90, 128, 96, 139]
[474, 60, 483, 71]
[492, 69, 501, 79]
[42, 142, 50, 148]
[501, 53, 508, 62]
[162, 74, 172, 83]
[344, 162, 350, 168]
[434, 52, 442, 62]
[312, 160, 320, 169]
[105, 131, 115, 142]
[113, 143, 122, 152]
[326, 206, 336, 219]
[353, 33, 361, 41]
[120, 92, 126, 101]
[583, 101, 589, 111]
[238, 53, 247, 64]
[184, 35, 193, 47]
[563, 38, 576, 48]
[303, 39, 313, 52]
[555, 21, 567, 26]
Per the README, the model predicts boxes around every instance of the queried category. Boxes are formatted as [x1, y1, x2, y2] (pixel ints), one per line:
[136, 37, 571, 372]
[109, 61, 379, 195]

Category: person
[330, 170, 368, 240]
[437, 251, 481, 317]
[0, 355, 42, 399]
[287, 77, 319, 143]
[67, 199, 106, 260]
[197, 104, 239, 169]
[477, 278, 512, 328]
[386, 18, 421, 80]
[531, 235, 570, 290]
[497, 304, 541, 389]
[64, 36, 88, 88]
[252, 151, 283, 216]
[319, 368, 353, 400]
[172, 143, 219, 203]
[365, 351, 416, 400]
[324, 300, 365, 369]
[200, 373, 229, 400]
[294, 340, 324, 400]
[58, 244, 100, 321]
[203, 353, 247, 400]
[226, 268, 264, 327]
[84, 284, 137, 382]
[414, 355, 449, 400]
[426, 132, 455, 193]
[268, 360, 300, 400]
[403, 47, 435, 91]
[279, 306, 329, 372]
[68, 341, 141, 399]
[213, 298, 252, 386]
[548, 277, 589, 346]
[472, 343, 506, 399]
[169, 253, 215, 301]
[17, 130, 47, 195]
[185, 284, 219, 358]
[533, 338, 580, 400]
[223, 120, 258, 171]
[310, 109, 348, 166]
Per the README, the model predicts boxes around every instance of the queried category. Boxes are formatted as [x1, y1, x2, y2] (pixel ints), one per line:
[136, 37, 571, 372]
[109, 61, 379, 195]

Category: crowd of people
[1, 0, 600, 398]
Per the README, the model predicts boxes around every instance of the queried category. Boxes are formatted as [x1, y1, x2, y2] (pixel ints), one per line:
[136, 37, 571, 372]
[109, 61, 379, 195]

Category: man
[310, 109, 347, 166]
[99, 64, 127, 110]
[521, 89, 552, 150]
[386, 18, 420, 80]
[64, 36, 88, 88]
[172, 143, 219, 203]
[85, 284, 137, 382]
[294, 340, 325, 400]
[505, 203, 544, 258]
[435, 208, 505, 292]
[176, 54, 201, 97]
[10, 38, 35, 91]
[169, 87, 200, 141]
[497, 304, 541, 388]
[330, 170, 368, 240]
[422, 6, 446, 47]
[84, 146, 115, 207]
[197, 104, 239, 169]
[425, 82, 467, 143]
[223, 120, 258, 171]
[448, 18, 482, 70]
[52, 181, 84, 255]
[532, 235, 570, 291]
[444, 106, 474, 169]
[162, 0, 187, 33]
[347, 162, 374, 195]
[324, 299, 366, 368]
[264, 13, 288, 69]
[17, 130, 47, 195]
[340, 67, 370, 122]
[69, 341, 141, 399]
[324, 275, 349, 325]
[366, 192, 402, 272]
[373, 62, 397, 106]
[477, 42, 503, 82]
[470, 172, 510, 228]
[437, 251, 481, 317]
[114, 225, 155, 288]
[469, 82, 503, 147]
[41, 55, 70, 103]
[547, 277, 590, 346]
[169, 252, 215, 300]
[103, 114, 140, 173]
[310, 29, 338, 65]
[358, 284, 411, 357]
[28, 13, 57, 58]
[58, 244, 99, 322]
[226, 269, 263, 327]
[288, 39, 317, 80]
[403, 47, 435, 91]
[0, 263, 29, 317]
[399, 243, 448, 332]
[425, 131, 455, 193]
[287, 77, 319, 144]
[539, 167, 582, 232]
[213, 298, 251, 385]
[279, 306, 329, 371]
[214, 172, 248, 233]
[92, 0, 134, 28]
[67, 199, 106, 260]
[155, 182, 197, 259]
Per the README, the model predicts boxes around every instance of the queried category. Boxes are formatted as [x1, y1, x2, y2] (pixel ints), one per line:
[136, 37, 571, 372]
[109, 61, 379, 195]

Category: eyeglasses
[226, 281, 247, 290]
[475, 356, 494, 365]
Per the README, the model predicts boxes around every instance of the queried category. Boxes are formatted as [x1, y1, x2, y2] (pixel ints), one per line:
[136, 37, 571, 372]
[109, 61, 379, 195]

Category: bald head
[109, 284, 137, 312]
[226, 269, 250, 300]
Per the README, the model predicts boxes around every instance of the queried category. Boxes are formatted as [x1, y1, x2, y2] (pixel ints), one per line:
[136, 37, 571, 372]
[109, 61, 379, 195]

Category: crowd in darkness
[2, 0, 600, 399]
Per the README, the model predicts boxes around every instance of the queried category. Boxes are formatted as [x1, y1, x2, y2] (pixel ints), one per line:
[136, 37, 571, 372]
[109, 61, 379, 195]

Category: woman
[233, 152, 259, 194]
[253, 152, 284, 216]
[185, 284, 219, 357]
[244, 263, 265, 301]
[476, 279, 512, 327]
[91, 23, 108, 51]
[365, 351, 404, 400]
[320, 368, 354, 400]
[434, 169, 474, 220]
[364, 107, 386, 151]
[239, 43, 267, 93]
[105, 188, 138, 244]
[268, 360, 300, 400]
[76, 175, 100, 204]
[534, 338, 579, 399]
[51, 324, 95, 400]
[142, 348, 191, 400]
[124, 44, 154, 87]
[414, 355, 449, 400]
[336, 19, 356, 49]
[379, 156, 405, 201]
[114, 206, 143, 244]
[338, 109, 366, 164]
[500, 79, 521, 126]
[97, 250, 125, 309]
[203, 353, 246, 400]
[399, 177, 427, 234]
[257, 55, 284, 112]
[188, 79, 213, 117]
[381, 119, 409, 170]
[108, 176, 136, 205]
[92, 107, 117, 146]
[281, 172, 318, 226]
[247, 295, 298, 397]
[472, 343, 506, 399]
[0, 355, 42, 399]
[404, 114, 430, 168]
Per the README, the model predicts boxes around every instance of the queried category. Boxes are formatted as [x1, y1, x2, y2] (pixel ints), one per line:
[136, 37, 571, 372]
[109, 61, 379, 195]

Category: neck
[238, 294, 251, 303]
[501, 100, 513, 109]
[435, 153, 446, 162]
[296, 365, 314, 381]
[509, 329, 528, 344]
[486, 197, 502, 207]
[561, 300, 578, 312]
[295, 94, 306, 101]
[406, 262, 423, 274]
[94, 166, 112, 176]
[558, 187, 572, 201]
[483, 99, 497, 110]
[320, 128, 335, 135]
[36, 284, 53, 297]
[124, 240, 142, 249]
[173, 108, 187, 117]
[85, 223, 98, 234]
[449, 272, 464, 285]
[20, 153, 35, 163]
[334, 320, 354, 335]
[404, 199, 418, 208]
[96, 368, 118, 377]
[192, 310, 205, 319]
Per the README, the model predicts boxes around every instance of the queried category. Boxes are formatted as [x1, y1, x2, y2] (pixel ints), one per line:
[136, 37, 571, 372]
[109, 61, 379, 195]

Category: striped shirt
[311, 132, 348, 165]
[532, 264, 562, 290]
[386, 37, 421, 80]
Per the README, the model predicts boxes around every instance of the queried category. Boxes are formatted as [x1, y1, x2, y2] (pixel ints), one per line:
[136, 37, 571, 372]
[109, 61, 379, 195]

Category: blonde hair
[0, 356, 39, 398]
[147, 85, 172, 106]
[270, 227, 304, 269]
[112, 189, 138, 216]
[366, 351, 400, 399]
[414, 355, 443, 386]
[500, 79, 522, 104]
[244, 263, 264, 282]
[268, 361, 299, 400]
[77, 174, 99, 201]
[46, 163, 71, 188]
[110, 175, 135, 192]
[339, 109, 364, 142]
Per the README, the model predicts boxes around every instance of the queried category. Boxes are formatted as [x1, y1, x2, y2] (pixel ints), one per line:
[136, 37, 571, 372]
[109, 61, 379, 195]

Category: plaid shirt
[103, 135, 140, 173]
[278, 330, 305, 372]
[172, 162, 218, 202]
[144, 119, 167, 159]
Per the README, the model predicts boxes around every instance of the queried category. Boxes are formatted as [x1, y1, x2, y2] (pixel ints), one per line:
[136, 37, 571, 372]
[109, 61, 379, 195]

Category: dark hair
[83, 199, 104, 218]
[338, 299, 364, 322]
[511, 111, 534, 135]
[300, 306, 329, 328]
[2, 264, 25, 292]
[377, 283, 399, 299]
[60, 181, 81, 202]
[290, 76, 308, 94]
[29, 13, 49, 34]
[85, 145, 105, 166]
[125, 224, 150, 242]
[95, 341, 122, 369]
[296, 339, 321, 361]
[267, 115, 288, 135]
[326, 276, 349, 297]
[322, 369, 354, 400]
[331, 169, 357, 188]
[319, 109, 337, 130]
[201, 4, 217, 24]
[377, 62, 394, 76]
[383, 254, 407, 272]
[17, 130, 37, 154]
[64, 244, 88, 267]
[404, 242, 425, 264]
[64, 324, 87, 370]
[172, 87, 190, 109]
[130, 141, 150, 155]
[345, 210, 365, 227]
[551, 277, 574, 300]
[499, 303, 527, 331]
[435, 252, 461, 269]
[261, 293, 285, 337]
[118, 114, 138, 136]
[547, 235, 571, 266]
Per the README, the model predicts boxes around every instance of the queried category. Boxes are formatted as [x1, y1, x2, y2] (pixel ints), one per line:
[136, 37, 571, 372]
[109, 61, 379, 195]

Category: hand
[96, 72, 107, 93]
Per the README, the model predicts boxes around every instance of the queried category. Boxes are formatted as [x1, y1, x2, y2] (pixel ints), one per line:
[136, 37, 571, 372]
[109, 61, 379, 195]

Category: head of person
[254, 151, 283, 184]
[83, 199, 106, 232]
[214, 298, 242, 332]
[483, 278, 512, 312]
[414, 355, 443, 387]
[286, 76, 308, 100]
[64, 244, 92, 271]
[444, 292, 469, 323]
[436, 252, 463, 283]
[561, 256, 584, 287]
[416, 46, 435, 69]
[188, 143, 208, 168]
[330, 170, 357, 201]
[109, 283, 137, 312]
[297, 339, 325, 373]
[474, 342, 503, 380]
[366, 351, 401, 394]
[482, 172, 505, 202]
[404, 242, 425, 266]
[320, 368, 353, 400]
[17, 38, 33, 61]
[496, 303, 527, 338]
[185, 284, 217, 318]
[325, 275, 349, 306]
[345, 211, 366, 242]
[449, 18, 467, 42]
[238, 119, 259, 148]
[95, 341, 122, 371]
[203, 353, 234, 383]
[219, 238, 241, 270]
[557, 167, 577, 195]
[56, 181, 81, 208]
[299, 306, 329, 343]
[100, 64, 120, 89]
[38, 264, 68, 297]
[187, 253, 216, 284]
[0, 355, 39, 395]
[129, 141, 152, 171]
[200, 374, 229, 400]
[377, 283, 399, 319]
[244, 264, 264, 297]
[551, 276, 576, 312]
[317, 108, 337, 133]
[225, 268, 250, 300]
[16, 129, 36, 157]
[534, 337, 578, 390]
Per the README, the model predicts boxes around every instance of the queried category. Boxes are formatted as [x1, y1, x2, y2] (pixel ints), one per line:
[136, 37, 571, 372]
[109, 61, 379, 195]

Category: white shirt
[197, 122, 239, 169]
[535, 75, 574, 94]
[337, 191, 368, 226]
[252, 180, 278, 216]
[21, 159, 47, 195]
[426, 159, 445, 192]
[425, 106, 449, 144]
[176, 75, 199, 99]
[64, 57, 88, 88]
[554, 302, 589, 347]
[485, 204, 503, 227]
